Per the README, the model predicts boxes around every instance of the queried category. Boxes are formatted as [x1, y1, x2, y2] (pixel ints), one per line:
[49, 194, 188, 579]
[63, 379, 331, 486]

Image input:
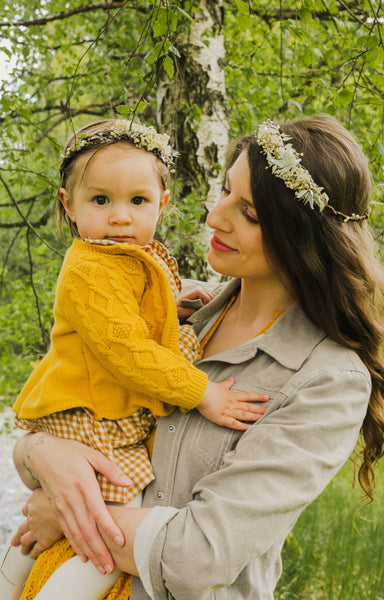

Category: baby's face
[60, 143, 169, 246]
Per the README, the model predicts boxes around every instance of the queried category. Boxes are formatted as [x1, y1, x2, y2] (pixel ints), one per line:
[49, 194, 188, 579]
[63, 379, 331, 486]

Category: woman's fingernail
[114, 535, 124, 546]
[105, 564, 114, 574]
[97, 566, 106, 575]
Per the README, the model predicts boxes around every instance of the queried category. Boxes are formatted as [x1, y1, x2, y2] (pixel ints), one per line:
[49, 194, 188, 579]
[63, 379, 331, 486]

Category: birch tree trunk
[156, 0, 228, 278]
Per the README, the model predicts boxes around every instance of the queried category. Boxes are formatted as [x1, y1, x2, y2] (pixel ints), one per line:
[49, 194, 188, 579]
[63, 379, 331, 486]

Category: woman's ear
[159, 189, 170, 212]
[58, 188, 76, 222]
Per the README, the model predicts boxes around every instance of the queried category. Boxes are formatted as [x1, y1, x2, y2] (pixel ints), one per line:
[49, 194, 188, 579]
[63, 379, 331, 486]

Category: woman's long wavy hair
[229, 115, 384, 500]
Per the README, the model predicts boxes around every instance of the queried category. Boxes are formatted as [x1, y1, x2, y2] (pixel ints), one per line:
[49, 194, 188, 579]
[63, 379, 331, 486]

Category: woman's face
[206, 150, 276, 284]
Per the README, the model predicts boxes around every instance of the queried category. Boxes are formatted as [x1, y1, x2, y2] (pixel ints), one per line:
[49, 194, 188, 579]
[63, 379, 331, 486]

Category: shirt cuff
[134, 506, 179, 598]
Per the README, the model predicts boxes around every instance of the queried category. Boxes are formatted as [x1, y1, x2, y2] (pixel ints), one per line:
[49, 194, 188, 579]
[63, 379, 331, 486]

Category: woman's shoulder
[275, 304, 369, 376]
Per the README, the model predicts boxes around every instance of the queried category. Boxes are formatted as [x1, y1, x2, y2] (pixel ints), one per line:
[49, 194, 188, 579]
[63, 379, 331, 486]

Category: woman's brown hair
[229, 115, 384, 500]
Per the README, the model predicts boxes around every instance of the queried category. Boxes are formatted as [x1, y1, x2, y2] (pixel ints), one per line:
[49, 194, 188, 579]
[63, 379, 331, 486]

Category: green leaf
[235, 0, 249, 15]
[336, 88, 354, 108]
[365, 46, 380, 63]
[176, 6, 195, 23]
[328, 4, 339, 14]
[152, 8, 169, 37]
[0, 46, 12, 59]
[169, 44, 181, 58]
[289, 99, 303, 112]
[238, 14, 253, 30]
[115, 105, 132, 115]
[135, 100, 149, 113]
[376, 141, 384, 160]
[298, 8, 312, 24]
[163, 55, 174, 79]
[356, 34, 379, 50]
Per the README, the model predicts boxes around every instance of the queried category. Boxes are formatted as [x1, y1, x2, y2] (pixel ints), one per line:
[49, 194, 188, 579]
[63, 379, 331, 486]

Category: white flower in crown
[271, 145, 301, 173]
[256, 119, 329, 213]
[64, 120, 178, 170]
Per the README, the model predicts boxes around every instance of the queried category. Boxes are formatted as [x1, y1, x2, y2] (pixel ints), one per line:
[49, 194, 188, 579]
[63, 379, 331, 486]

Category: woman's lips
[210, 235, 236, 253]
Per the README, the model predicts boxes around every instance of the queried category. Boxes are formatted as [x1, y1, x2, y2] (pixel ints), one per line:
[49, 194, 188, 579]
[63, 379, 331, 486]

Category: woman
[9, 115, 384, 599]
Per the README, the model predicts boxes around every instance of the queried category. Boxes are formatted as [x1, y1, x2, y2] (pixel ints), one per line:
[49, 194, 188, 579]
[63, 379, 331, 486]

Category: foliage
[0, 0, 383, 400]
[276, 457, 384, 599]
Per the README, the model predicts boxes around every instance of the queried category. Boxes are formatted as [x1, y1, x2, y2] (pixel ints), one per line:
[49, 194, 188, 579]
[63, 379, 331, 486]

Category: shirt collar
[188, 279, 326, 371]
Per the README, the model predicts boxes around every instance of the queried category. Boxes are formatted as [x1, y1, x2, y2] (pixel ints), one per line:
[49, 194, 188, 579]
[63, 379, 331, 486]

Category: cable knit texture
[13, 238, 208, 421]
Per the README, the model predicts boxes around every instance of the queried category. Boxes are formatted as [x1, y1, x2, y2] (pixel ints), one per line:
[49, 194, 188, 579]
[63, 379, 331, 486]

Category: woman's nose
[207, 196, 232, 231]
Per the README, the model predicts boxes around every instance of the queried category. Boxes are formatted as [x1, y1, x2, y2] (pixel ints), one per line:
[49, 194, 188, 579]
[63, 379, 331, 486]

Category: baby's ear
[160, 189, 170, 211]
[58, 188, 76, 222]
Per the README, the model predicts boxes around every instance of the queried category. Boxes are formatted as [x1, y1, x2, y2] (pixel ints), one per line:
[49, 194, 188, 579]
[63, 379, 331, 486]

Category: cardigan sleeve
[58, 257, 208, 411]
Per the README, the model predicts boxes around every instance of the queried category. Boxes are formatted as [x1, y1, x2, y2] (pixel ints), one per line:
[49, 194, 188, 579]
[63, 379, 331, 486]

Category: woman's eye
[92, 195, 109, 206]
[241, 206, 259, 225]
[131, 196, 146, 206]
[221, 184, 230, 196]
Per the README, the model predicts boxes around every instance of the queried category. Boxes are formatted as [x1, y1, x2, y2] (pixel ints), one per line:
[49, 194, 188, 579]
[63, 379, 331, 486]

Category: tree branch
[0, 190, 48, 208]
[0, 2, 142, 29]
[0, 212, 49, 228]
[0, 172, 63, 256]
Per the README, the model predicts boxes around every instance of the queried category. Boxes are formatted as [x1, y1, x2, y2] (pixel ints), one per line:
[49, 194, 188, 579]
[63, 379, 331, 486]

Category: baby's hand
[196, 378, 269, 430]
[177, 288, 214, 321]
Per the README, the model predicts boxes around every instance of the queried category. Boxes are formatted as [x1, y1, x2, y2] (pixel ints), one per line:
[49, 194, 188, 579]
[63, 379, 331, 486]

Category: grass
[275, 458, 384, 599]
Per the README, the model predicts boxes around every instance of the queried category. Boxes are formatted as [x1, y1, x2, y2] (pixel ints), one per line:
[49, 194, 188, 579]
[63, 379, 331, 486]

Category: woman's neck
[234, 277, 294, 327]
[202, 277, 294, 358]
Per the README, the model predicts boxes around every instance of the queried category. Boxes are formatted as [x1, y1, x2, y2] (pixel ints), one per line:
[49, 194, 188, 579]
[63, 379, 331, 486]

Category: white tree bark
[156, 0, 228, 277]
[187, 0, 228, 213]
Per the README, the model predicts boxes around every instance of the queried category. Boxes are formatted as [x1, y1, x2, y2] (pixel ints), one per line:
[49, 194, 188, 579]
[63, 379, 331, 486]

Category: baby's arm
[196, 378, 269, 430]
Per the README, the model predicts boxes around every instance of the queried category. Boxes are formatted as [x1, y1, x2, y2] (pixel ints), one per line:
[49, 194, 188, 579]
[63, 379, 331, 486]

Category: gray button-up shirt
[131, 279, 370, 600]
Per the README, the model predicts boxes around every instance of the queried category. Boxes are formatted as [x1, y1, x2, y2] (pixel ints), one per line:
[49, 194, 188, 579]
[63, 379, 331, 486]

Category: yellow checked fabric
[16, 408, 156, 503]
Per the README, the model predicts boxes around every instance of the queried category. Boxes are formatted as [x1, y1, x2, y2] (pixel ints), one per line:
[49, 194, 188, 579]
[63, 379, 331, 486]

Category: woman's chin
[207, 250, 232, 277]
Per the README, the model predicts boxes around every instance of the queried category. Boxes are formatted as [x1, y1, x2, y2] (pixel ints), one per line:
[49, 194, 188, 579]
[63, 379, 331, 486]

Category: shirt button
[168, 424, 175, 433]
[156, 491, 164, 500]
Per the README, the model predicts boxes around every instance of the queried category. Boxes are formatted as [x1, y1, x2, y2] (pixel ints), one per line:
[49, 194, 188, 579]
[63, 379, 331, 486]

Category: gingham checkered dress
[15, 240, 201, 504]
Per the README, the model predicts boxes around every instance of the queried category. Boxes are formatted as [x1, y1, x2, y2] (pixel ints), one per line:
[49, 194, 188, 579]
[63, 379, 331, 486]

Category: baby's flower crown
[62, 120, 178, 171]
[256, 119, 369, 223]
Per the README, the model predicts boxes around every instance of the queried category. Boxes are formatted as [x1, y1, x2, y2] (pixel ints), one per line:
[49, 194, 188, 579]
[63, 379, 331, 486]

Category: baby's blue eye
[131, 196, 146, 206]
[93, 195, 109, 206]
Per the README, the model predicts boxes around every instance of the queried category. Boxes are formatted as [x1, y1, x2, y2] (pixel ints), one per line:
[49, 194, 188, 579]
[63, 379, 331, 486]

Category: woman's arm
[99, 505, 153, 576]
[13, 432, 131, 574]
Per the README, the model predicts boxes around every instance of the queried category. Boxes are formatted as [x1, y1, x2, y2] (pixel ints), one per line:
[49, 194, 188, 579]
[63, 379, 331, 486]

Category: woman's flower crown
[63, 121, 178, 171]
[256, 119, 369, 223]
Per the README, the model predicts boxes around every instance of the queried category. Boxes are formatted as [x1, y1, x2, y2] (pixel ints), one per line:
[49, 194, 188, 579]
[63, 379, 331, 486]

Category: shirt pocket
[189, 411, 243, 472]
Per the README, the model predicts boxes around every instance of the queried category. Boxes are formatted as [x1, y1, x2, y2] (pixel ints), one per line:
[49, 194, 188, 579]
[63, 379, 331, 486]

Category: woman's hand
[13, 432, 132, 574]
